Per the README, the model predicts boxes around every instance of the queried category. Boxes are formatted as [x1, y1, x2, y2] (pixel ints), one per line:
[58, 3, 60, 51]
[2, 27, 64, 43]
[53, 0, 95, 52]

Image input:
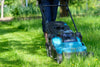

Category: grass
[0, 16, 100, 67]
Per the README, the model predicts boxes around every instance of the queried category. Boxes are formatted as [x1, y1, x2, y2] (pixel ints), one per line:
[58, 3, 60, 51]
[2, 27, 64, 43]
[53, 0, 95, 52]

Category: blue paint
[51, 37, 87, 54]
[64, 23, 67, 26]
[52, 37, 62, 46]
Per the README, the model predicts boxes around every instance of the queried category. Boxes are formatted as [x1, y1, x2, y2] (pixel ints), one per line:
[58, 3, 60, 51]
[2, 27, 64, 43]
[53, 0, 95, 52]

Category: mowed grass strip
[0, 16, 100, 67]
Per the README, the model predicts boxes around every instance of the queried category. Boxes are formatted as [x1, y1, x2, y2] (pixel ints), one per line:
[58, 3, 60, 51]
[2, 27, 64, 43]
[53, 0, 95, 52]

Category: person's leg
[51, 0, 59, 21]
[39, 0, 51, 43]
[39, 0, 51, 32]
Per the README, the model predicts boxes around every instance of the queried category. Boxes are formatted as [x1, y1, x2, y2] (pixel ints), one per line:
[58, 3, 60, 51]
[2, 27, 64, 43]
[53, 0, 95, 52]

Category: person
[38, 0, 59, 45]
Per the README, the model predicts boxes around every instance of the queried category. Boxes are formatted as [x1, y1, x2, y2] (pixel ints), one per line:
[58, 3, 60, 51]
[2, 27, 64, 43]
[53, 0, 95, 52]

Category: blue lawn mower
[41, 1, 91, 64]
[45, 21, 87, 64]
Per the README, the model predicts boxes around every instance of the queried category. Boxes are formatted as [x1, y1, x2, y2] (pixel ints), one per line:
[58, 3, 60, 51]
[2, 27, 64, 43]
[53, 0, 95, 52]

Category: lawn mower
[41, 1, 88, 64]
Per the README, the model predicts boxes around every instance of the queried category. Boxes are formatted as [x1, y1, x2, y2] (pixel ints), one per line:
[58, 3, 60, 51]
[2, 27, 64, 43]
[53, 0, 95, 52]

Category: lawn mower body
[46, 21, 87, 63]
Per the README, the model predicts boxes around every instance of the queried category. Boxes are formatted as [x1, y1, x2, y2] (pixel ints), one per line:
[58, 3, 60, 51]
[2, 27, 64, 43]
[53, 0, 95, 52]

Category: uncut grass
[0, 16, 100, 67]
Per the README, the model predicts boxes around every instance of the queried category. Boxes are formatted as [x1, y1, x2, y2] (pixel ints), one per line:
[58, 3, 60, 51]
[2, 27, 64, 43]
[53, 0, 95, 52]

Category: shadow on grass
[0, 58, 23, 66]
[0, 34, 45, 55]
[16, 19, 42, 31]
[19, 36, 46, 55]
[0, 28, 20, 35]
[0, 41, 12, 53]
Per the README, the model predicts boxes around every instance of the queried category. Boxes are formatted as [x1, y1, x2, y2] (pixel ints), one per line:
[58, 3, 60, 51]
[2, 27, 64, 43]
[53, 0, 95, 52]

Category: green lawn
[0, 16, 100, 67]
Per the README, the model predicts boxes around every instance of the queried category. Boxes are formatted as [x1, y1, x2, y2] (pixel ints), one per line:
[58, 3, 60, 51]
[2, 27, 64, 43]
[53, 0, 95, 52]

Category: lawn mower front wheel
[57, 54, 63, 64]
[45, 43, 52, 57]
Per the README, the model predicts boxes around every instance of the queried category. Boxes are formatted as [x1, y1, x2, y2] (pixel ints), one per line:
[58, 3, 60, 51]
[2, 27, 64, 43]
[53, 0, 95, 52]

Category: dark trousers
[39, 0, 59, 33]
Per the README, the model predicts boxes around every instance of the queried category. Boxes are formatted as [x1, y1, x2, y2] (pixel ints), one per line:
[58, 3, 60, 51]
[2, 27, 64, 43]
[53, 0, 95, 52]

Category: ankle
[45, 33, 48, 43]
